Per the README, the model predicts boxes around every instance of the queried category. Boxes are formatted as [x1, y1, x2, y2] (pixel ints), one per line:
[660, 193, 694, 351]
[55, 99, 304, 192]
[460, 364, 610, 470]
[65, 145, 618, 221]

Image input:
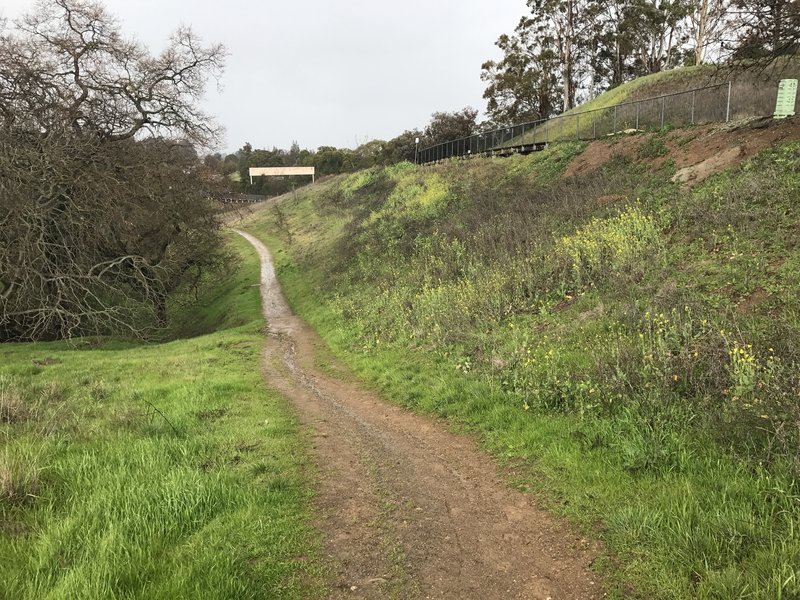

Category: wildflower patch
[558, 205, 661, 287]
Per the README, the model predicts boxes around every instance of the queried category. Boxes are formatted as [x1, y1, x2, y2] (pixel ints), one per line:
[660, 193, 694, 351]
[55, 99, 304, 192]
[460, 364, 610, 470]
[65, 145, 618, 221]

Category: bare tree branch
[0, 1, 228, 341]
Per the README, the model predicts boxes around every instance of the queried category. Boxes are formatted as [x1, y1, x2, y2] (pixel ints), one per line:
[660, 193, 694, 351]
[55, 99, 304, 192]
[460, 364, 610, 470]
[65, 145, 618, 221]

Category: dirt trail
[236, 229, 603, 600]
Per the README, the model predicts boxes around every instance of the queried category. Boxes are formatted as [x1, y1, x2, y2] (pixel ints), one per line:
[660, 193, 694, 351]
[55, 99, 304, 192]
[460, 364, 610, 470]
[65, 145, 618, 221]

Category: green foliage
[637, 136, 670, 159]
[240, 139, 800, 598]
[558, 205, 661, 288]
[481, 28, 560, 124]
[0, 234, 324, 599]
[423, 107, 479, 147]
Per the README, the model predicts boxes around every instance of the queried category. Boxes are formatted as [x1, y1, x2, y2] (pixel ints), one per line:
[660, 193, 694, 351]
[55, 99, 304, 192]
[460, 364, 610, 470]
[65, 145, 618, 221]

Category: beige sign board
[248, 166, 315, 183]
[774, 79, 798, 119]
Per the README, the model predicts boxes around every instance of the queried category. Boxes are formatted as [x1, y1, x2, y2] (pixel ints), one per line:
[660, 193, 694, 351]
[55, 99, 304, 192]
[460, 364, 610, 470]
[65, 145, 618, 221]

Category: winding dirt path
[236, 229, 604, 600]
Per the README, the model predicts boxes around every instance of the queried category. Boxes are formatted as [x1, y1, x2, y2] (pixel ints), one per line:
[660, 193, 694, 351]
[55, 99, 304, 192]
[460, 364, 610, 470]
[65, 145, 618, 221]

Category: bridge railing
[215, 193, 266, 204]
[417, 82, 734, 164]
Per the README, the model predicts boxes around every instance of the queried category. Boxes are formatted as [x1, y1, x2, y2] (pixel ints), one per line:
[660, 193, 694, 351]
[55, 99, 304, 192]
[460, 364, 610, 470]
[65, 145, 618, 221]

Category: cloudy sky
[2, 0, 528, 153]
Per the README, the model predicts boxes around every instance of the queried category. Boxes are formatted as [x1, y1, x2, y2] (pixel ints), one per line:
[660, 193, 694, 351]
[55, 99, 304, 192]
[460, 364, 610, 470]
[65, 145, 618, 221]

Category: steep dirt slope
[565, 116, 800, 185]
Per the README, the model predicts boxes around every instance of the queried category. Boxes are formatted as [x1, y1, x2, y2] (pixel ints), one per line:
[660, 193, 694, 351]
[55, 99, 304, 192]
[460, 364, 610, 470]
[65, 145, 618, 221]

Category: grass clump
[241, 139, 800, 599]
[0, 377, 29, 425]
[637, 135, 670, 159]
[0, 450, 42, 507]
[0, 233, 324, 599]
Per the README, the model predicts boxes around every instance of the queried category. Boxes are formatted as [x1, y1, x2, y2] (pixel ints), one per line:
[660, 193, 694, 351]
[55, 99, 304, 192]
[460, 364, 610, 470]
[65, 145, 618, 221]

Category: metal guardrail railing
[216, 193, 266, 204]
[416, 82, 733, 164]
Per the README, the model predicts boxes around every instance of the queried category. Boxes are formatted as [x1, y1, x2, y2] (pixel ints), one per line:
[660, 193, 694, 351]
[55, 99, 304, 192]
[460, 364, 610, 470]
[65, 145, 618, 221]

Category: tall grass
[0, 234, 324, 599]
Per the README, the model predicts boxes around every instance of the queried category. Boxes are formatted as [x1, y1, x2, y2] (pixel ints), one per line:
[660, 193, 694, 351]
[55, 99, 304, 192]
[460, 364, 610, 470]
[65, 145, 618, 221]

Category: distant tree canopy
[215, 1, 800, 185]
[235, 128, 428, 194]
[481, 0, 798, 123]
[235, 110, 478, 191]
[0, 0, 226, 340]
[384, 129, 424, 163]
[423, 108, 479, 146]
[481, 29, 561, 125]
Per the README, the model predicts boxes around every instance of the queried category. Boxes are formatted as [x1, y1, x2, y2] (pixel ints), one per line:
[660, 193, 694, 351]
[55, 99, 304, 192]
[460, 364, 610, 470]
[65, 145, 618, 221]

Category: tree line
[234, 0, 799, 189]
[226, 108, 480, 194]
[481, 0, 800, 125]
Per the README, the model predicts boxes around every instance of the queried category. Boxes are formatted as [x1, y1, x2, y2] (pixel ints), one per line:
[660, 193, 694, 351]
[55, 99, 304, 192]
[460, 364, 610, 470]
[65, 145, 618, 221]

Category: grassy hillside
[0, 234, 324, 599]
[241, 129, 800, 598]
[568, 58, 800, 117]
[498, 60, 800, 149]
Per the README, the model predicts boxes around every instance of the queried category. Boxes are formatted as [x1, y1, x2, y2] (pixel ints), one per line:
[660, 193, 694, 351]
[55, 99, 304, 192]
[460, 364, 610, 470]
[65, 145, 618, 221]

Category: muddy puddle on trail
[236, 229, 604, 600]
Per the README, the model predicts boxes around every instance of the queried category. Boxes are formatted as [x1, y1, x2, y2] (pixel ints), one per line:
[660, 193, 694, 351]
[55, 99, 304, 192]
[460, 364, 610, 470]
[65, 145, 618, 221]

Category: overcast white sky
[2, 0, 528, 153]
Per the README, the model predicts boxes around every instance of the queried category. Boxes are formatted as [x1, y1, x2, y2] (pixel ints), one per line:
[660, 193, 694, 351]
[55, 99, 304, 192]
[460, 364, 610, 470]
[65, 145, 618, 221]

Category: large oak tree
[0, 0, 226, 340]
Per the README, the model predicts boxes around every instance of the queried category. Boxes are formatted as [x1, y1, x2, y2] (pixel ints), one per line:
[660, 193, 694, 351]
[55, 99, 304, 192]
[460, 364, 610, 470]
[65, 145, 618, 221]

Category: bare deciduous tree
[0, 0, 226, 341]
[1, 0, 224, 143]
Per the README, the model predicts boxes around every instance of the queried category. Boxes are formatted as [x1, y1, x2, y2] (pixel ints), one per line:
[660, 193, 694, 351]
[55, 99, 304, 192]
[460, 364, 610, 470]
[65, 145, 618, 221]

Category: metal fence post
[691, 90, 696, 125]
[613, 105, 617, 135]
[636, 102, 640, 130]
[545, 119, 549, 144]
[726, 81, 732, 122]
[660, 96, 665, 129]
[576, 113, 580, 140]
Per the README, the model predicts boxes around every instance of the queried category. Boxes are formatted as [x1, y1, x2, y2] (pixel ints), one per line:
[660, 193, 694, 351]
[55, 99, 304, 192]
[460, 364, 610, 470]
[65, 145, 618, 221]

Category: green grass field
[0, 234, 324, 599]
[241, 138, 800, 599]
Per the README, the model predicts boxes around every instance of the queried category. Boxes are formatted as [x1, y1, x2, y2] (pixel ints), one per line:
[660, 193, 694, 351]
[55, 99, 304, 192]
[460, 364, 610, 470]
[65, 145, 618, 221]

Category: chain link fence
[417, 81, 776, 164]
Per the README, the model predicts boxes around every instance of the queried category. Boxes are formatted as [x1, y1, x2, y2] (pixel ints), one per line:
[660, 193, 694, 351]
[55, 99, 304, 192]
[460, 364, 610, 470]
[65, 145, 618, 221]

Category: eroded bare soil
[236, 230, 603, 600]
[564, 116, 800, 184]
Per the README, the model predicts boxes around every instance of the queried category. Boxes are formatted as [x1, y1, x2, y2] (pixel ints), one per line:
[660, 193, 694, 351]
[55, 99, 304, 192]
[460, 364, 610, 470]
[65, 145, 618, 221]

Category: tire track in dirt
[236, 229, 604, 600]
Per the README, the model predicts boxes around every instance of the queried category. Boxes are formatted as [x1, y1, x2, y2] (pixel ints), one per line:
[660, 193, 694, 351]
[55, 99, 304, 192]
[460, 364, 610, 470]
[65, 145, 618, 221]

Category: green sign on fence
[774, 79, 798, 119]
